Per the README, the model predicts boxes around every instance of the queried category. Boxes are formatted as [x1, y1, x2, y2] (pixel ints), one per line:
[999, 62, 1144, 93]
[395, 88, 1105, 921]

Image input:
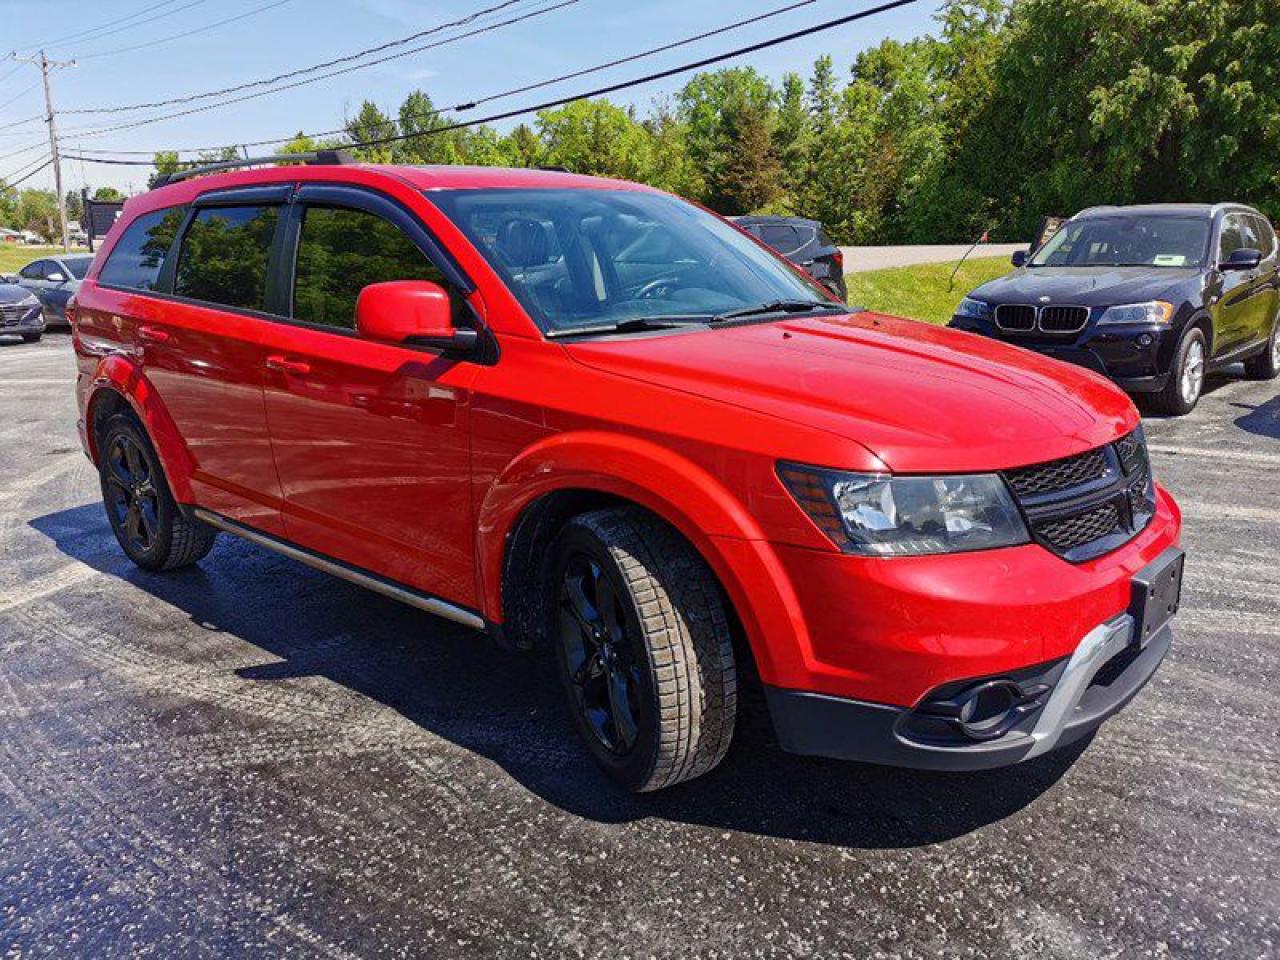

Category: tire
[1150, 326, 1207, 416]
[550, 507, 737, 792]
[98, 413, 217, 571]
[21, 332, 42, 343]
[1243, 318, 1280, 381]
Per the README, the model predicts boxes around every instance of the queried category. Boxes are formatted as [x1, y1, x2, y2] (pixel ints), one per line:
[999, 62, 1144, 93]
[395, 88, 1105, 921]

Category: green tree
[345, 101, 398, 163]
[537, 99, 656, 181]
[92, 186, 126, 202]
[677, 67, 778, 211]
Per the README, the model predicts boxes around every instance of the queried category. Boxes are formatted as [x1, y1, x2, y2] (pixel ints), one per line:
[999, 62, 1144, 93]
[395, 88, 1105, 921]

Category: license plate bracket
[1129, 547, 1184, 649]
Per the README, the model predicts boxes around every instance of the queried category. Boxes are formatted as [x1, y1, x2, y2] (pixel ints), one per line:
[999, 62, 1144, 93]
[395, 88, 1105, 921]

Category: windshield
[1030, 216, 1210, 268]
[429, 188, 829, 335]
[65, 257, 93, 280]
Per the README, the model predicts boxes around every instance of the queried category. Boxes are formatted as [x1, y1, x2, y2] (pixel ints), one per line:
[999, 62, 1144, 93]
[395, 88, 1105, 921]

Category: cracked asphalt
[0, 332, 1277, 959]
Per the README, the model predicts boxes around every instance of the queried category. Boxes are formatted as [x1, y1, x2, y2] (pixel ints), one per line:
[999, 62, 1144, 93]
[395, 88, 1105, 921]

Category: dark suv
[733, 215, 847, 301]
[950, 203, 1280, 414]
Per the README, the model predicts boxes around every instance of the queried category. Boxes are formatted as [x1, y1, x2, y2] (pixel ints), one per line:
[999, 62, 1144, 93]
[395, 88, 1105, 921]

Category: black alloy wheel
[558, 552, 648, 756]
[104, 431, 161, 556]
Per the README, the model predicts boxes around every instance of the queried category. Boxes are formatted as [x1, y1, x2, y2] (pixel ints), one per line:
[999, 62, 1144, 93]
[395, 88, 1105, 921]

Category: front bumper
[0, 306, 45, 336]
[950, 317, 1177, 393]
[766, 612, 1171, 771]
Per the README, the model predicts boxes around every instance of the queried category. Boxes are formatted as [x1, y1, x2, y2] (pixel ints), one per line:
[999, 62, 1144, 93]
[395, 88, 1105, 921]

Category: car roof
[1074, 202, 1262, 221]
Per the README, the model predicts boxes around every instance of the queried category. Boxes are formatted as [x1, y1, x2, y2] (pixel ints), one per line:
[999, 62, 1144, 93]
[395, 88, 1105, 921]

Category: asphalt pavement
[1, 333, 1276, 959]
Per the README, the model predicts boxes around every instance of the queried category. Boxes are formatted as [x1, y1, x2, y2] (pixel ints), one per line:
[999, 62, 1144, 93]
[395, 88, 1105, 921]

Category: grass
[0, 245, 89, 274]
[844, 255, 1013, 326]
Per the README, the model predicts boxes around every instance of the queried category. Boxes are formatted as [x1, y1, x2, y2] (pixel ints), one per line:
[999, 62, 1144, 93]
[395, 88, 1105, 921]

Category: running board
[192, 509, 486, 630]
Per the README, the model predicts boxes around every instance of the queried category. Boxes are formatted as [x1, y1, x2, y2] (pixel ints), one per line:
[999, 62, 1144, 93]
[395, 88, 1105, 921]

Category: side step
[192, 509, 485, 630]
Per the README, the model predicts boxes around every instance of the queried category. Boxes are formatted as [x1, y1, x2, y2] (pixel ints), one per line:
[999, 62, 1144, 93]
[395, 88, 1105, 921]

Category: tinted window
[292, 206, 450, 329]
[64, 257, 93, 280]
[1250, 216, 1276, 257]
[19, 260, 47, 280]
[761, 225, 802, 254]
[175, 205, 279, 311]
[431, 188, 826, 335]
[99, 206, 186, 291]
[1219, 215, 1251, 259]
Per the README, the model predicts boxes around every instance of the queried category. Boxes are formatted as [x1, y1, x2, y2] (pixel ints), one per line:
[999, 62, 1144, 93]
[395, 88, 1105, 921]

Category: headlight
[778, 463, 1030, 556]
[954, 297, 993, 321]
[1097, 301, 1173, 325]
[21, 295, 39, 307]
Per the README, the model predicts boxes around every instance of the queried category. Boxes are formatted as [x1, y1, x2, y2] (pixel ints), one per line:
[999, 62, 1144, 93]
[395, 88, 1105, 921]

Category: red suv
[72, 156, 1184, 792]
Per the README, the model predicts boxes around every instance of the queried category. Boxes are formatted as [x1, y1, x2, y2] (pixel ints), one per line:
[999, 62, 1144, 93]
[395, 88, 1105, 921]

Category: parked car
[15, 253, 94, 328]
[733, 215, 847, 301]
[73, 158, 1183, 792]
[0, 281, 44, 342]
[950, 203, 1280, 415]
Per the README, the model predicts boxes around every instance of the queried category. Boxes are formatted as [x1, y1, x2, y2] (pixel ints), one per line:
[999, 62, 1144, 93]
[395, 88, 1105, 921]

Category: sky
[0, 0, 941, 195]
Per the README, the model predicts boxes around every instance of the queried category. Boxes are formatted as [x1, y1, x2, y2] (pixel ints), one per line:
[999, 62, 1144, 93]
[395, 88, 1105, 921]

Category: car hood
[972, 265, 1202, 306]
[565, 311, 1138, 474]
[0, 283, 37, 303]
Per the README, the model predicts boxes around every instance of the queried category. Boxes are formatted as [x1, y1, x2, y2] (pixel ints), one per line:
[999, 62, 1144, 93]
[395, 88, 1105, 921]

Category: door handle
[265, 355, 311, 375]
[138, 325, 170, 344]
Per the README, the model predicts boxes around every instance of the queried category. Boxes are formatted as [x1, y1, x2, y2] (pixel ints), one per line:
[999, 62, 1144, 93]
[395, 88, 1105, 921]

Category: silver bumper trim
[1024, 614, 1134, 759]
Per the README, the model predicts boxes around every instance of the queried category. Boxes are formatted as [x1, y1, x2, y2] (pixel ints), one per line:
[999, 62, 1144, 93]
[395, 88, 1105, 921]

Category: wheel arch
[478, 431, 810, 683]
[84, 355, 196, 502]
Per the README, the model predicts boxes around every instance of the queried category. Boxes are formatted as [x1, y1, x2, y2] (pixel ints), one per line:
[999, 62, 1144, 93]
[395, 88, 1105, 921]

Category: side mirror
[355, 280, 477, 354]
[1219, 248, 1262, 272]
[47, 272, 67, 283]
[1011, 250, 1029, 268]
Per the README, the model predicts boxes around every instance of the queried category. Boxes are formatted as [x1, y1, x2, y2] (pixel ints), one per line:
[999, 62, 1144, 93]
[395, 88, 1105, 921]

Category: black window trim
[273, 183, 488, 351]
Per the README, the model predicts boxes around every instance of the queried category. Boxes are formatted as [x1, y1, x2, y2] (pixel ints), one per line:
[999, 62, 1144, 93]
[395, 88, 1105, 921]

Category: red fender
[476, 431, 814, 685]
[84, 353, 197, 503]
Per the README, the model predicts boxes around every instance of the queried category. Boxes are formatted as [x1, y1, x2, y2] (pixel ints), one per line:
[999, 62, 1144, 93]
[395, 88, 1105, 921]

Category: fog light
[1136, 334, 1153, 347]
[916, 678, 1051, 742]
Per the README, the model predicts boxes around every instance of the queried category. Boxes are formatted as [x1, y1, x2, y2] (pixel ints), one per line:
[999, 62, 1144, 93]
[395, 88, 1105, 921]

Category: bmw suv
[71, 156, 1183, 792]
[950, 204, 1280, 415]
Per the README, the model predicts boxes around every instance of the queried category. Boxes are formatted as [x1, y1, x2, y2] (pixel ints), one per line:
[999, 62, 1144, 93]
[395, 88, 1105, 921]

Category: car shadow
[30, 503, 1086, 850]
[1231, 393, 1280, 440]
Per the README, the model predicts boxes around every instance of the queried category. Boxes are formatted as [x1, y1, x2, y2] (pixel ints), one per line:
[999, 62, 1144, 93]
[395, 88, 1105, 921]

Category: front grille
[1039, 306, 1089, 333]
[994, 303, 1090, 335]
[1003, 429, 1153, 563]
[995, 304, 1036, 331]
[1005, 448, 1109, 498]
[1037, 502, 1122, 551]
[0, 303, 34, 328]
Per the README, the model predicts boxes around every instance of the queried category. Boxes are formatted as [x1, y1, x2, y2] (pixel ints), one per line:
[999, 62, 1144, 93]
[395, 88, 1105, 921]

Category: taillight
[833, 248, 844, 269]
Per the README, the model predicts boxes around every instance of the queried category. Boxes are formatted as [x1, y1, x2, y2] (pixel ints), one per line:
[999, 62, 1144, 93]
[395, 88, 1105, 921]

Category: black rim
[104, 433, 160, 554]
[558, 554, 645, 755]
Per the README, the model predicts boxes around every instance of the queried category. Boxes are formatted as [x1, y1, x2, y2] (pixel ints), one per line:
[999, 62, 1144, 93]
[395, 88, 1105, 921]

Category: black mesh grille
[1005, 448, 1109, 498]
[995, 304, 1036, 331]
[0, 303, 31, 328]
[1039, 306, 1089, 333]
[1116, 431, 1146, 475]
[1035, 502, 1122, 552]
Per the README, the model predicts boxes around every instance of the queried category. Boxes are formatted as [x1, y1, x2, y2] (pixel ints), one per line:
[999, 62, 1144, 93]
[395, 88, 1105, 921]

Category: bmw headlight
[778, 463, 1029, 556]
[1097, 301, 1173, 325]
[954, 297, 993, 322]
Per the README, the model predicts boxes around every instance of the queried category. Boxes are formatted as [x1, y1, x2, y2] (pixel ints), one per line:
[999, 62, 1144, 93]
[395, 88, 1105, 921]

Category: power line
[11, 51, 77, 251]
[0, 81, 42, 114]
[0, 155, 53, 188]
[10, 0, 183, 51]
[0, 115, 46, 134]
[0, 140, 48, 163]
[49, 0, 577, 145]
[74, 0, 298, 61]
[64, 0, 537, 114]
[43, 1, 212, 54]
[65, 0, 921, 166]
[66, 0, 836, 156]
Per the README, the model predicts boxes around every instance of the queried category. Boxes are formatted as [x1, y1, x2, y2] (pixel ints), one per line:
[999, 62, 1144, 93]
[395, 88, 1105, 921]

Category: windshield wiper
[710, 299, 841, 323]
[547, 315, 710, 339]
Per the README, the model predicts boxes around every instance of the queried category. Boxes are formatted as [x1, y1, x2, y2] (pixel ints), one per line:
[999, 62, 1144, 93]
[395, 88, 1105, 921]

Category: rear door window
[99, 206, 186, 291]
[760, 225, 802, 256]
[19, 260, 48, 280]
[175, 205, 279, 312]
[1219, 215, 1251, 260]
[291, 205, 453, 330]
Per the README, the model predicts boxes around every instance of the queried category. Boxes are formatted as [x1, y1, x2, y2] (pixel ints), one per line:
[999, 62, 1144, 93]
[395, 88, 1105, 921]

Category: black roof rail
[153, 150, 356, 188]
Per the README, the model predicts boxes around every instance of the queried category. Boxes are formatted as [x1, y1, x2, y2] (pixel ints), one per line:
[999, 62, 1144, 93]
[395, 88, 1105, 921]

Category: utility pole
[13, 50, 76, 252]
